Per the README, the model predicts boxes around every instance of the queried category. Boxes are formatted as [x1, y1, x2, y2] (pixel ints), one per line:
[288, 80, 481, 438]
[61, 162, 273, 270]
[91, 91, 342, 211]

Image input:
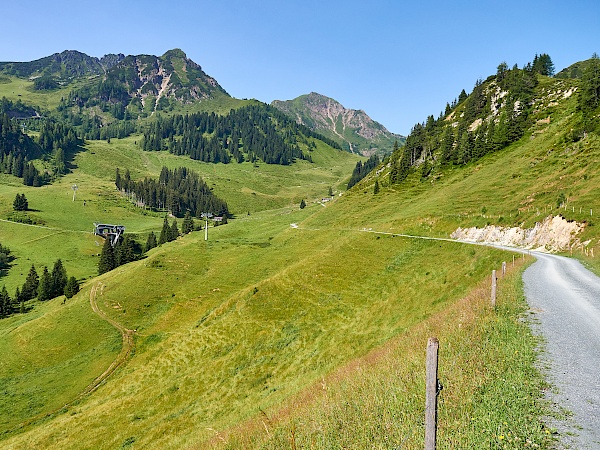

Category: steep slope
[2, 54, 600, 450]
[0, 50, 123, 80]
[272, 92, 404, 156]
[64, 48, 230, 116]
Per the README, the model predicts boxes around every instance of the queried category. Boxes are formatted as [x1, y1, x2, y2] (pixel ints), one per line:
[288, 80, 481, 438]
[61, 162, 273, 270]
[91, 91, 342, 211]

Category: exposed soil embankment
[451, 215, 585, 252]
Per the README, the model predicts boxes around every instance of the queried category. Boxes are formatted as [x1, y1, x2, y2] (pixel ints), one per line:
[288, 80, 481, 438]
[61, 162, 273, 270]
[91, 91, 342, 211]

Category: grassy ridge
[0, 205, 510, 448]
[0, 283, 120, 433]
[214, 257, 554, 449]
[1, 71, 598, 449]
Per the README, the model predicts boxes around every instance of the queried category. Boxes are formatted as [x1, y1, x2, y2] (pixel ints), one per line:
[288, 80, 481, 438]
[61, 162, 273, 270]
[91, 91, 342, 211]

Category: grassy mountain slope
[272, 92, 405, 156]
[1, 58, 599, 449]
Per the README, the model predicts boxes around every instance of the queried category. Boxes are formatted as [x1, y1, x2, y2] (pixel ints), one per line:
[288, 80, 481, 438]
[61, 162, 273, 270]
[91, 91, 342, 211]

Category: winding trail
[84, 282, 135, 395]
[8, 283, 134, 432]
[523, 252, 600, 449]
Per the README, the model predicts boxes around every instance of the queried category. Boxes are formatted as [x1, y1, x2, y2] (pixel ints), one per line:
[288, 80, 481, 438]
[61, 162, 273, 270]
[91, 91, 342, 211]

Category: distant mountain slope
[555, 56, 598, 79]
[272, 92, 404, 156]
[64, 48, 229, 114]
[0, 50, 124, 79]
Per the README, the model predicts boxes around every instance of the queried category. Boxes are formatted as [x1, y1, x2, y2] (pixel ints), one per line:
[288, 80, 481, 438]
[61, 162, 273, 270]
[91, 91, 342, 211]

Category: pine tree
[373, 179, 380, 194]
[38, 266, 52, 301]
[145, 231, 157, 252]
[169, 219, 179, 241]
[0, 285, 11, 317]
[98, 238, 116, 275]
[579, 54, 600, 131]
[51, 259, 68, 298]
[182, 211, 194, 234]
[158, 216, 170, 245]
[13, 193, 28, 211]
[115, 235, 136, 266]
[21, 264, 39, 300]
[64, 276, 80, 299]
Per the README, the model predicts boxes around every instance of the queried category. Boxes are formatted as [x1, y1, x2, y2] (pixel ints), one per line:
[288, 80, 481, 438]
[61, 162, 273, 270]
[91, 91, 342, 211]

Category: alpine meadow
[1, 47, 600, 450]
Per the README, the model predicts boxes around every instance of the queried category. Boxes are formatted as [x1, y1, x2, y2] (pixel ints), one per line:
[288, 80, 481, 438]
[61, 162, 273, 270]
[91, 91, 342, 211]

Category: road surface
[523, 252, 600, 449]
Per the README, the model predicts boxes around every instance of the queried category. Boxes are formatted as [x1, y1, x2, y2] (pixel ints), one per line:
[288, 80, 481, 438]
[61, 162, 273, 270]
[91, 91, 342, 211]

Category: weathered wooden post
[491, 270, 497, 307]
[502, 261, 506, 277]
[425, 337, 439, 450]
[512, 255, 515, 267]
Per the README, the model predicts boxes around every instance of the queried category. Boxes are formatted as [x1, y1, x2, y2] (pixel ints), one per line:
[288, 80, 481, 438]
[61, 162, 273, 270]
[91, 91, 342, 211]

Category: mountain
[63, 48, 230, 115]
[272, 92, 404, 156]
[0, 49, 124, 79]
[2, 53, 600, 449]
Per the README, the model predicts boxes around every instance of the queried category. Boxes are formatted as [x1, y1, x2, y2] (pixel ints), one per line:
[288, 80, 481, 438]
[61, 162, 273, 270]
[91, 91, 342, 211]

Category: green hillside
[1, 53, 599, 449]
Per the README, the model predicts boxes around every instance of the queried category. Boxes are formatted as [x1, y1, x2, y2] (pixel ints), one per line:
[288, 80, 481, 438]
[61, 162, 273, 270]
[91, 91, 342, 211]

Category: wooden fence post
[512, 255, 515, 267]
[502, 261, 506, 277]
[425, 337, 439, 450]
[491, 270, 497, 307]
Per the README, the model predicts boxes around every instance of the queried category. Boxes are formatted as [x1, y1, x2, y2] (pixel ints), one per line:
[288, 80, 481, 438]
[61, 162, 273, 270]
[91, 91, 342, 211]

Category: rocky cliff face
[451, 215, 586, 252]
[272, 92, 404, 156]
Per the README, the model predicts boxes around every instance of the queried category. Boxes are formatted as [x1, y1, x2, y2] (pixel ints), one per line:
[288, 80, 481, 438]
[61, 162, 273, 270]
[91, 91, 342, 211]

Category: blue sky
[1, 0, 598, 135]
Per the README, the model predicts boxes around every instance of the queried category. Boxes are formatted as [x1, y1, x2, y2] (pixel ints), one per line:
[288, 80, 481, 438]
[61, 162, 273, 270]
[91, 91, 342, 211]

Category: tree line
[0, 97, 82, 185]
[577, 53, 600, 135]
[97, 234, 142, 275]
[0, 260, 79, 319]
[98, 212, 206, 275]
[386, 53, 556, 186]
[115, 166, 229, 218]
[347, 154, 380, 189]
[140, 104, 316, 165]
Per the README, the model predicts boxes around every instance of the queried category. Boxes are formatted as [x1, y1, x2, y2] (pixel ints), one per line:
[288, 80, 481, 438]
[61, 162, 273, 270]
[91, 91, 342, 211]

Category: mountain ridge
[272, 92, 404, 156]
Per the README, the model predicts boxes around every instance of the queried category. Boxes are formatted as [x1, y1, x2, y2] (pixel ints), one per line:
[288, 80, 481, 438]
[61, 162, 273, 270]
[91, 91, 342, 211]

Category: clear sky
[1, 0, 598, 135]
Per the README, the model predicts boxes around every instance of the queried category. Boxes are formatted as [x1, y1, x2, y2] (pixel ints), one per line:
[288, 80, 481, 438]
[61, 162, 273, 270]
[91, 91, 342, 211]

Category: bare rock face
[272, 92, 404, 156]
[451, 215, 585, 252]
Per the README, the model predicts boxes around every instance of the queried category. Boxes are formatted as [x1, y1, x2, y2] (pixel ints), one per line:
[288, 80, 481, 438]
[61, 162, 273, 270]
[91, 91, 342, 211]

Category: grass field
[0, 73, 597, 449]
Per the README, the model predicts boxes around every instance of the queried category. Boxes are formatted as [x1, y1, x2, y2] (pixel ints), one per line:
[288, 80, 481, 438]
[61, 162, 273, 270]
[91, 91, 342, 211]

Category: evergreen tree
[51, 259, 68, 298]
[37, 266, 52, 301]
[373, 179, 380, 194]
[158, 216, 170, 245]
[299, 199, 306, 209]
[21, 264, 39, 301]
[64, 276, 80, 299]
[115, 235, 136, 266]
[145, 231, 157, 252]
[169, 219, 179, 241]
[0, 285, 10, 317]
[182, 211, 194, 234]
[579, 53, 600, 131]
[98, 238, 116, 275]
[532, 53, 555, 76]
[13, 193, 28, 211]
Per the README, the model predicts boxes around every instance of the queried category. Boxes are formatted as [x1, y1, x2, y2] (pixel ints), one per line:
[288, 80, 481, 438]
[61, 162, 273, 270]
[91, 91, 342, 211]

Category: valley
[0, 49, 599, 449]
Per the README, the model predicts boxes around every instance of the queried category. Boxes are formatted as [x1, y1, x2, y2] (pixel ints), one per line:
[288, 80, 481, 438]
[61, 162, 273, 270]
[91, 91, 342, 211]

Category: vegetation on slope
[1, 51, 599, 450]
[272, 92, 405, 156]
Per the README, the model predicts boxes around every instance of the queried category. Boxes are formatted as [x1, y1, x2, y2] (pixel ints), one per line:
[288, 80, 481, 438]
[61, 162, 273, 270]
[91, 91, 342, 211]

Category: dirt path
[82, 282, 135, 396]
[8, 283, 134, 432]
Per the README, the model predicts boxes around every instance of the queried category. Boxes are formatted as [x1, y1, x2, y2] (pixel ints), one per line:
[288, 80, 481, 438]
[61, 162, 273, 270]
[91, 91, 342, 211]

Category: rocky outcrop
[451, 215, 585, 252]
[272, 92, 404, 156]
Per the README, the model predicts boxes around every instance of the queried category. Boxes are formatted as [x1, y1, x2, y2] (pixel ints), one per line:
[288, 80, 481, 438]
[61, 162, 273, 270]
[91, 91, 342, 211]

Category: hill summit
[272, 92, 404, 156]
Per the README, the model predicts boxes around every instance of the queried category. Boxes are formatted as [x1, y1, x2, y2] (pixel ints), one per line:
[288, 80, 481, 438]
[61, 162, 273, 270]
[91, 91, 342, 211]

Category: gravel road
[523, 252, 600, 449]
